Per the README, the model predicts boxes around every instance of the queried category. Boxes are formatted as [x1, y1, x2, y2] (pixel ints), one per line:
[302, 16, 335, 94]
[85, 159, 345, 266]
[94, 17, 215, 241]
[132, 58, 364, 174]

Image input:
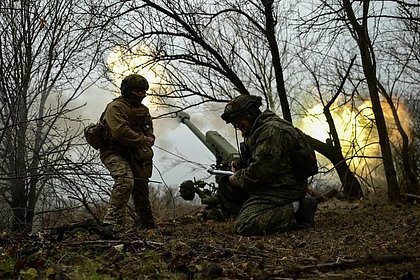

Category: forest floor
[0, 194, 419, 280]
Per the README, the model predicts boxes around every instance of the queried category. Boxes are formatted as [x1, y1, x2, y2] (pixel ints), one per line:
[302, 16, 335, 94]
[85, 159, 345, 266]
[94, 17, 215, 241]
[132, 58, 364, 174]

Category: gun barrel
[206, 131, 239, 163]
[177, 111, 239, 164]
[178, 111, 214, 152]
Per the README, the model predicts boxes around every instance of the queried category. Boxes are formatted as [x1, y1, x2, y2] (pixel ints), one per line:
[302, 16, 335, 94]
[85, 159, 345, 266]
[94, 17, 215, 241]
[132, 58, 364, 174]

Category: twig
[405, 193, 420, 200]
[273, 254, 417, 277]
[66, 239, 163, 247]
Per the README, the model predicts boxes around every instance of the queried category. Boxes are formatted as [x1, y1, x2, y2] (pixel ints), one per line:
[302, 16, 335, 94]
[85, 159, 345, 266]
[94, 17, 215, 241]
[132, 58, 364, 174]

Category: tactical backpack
[291, 129, 318, 179]
[84, 109, 108, 150]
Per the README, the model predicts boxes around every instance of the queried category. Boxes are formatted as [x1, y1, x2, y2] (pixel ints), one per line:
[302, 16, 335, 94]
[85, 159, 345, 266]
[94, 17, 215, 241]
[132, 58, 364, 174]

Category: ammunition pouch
[134, 145, 154, 163]
[137, 163, 152, 179]
[131, 145, 153, 179]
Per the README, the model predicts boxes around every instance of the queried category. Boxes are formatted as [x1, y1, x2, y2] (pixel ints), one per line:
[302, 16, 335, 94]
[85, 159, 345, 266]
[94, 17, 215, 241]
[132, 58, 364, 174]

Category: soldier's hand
[146, 136, 155, 146]
[228, 174, 238, 186]
[231, 161, 239, 172]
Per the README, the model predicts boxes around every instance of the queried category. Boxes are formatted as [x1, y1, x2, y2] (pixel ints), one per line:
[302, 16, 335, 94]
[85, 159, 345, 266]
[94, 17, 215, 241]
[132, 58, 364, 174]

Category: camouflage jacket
[100, 96, 155, 163]
[234, 109, 307, 201]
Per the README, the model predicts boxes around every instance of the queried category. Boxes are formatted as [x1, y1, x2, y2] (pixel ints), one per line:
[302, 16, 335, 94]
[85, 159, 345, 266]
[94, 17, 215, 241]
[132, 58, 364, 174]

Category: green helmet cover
[221, 95, 263, 123]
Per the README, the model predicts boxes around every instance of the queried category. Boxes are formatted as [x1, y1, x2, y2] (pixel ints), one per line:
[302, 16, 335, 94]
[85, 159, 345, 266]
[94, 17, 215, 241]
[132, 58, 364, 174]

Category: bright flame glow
[106, 45, 165, 106]
[298, 99, 412, 178]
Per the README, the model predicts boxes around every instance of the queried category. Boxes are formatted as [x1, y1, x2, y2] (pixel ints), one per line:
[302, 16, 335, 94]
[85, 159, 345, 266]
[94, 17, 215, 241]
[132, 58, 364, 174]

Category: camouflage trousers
[102, 154, 154, 231]
[234, 196, 296, 236]
[217, 180, 297, 236]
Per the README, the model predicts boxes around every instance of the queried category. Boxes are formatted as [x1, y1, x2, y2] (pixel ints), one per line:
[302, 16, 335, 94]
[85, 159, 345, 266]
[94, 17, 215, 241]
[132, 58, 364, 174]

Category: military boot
[295, 197, 318, 229]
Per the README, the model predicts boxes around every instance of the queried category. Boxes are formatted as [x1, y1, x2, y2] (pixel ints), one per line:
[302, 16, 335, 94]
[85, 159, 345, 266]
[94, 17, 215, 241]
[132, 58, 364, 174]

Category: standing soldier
[100, 74, 156, 234]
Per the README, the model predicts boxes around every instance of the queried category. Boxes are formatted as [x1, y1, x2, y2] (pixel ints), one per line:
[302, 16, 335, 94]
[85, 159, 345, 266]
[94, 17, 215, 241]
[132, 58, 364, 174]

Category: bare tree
[297, 0, 420, 201]
[0, 0, 109, 232]
[99, 1, 302, 117]
[296, 52, 364, 198]
[384, 1, 420, 196]
[342, 0, 399, 201]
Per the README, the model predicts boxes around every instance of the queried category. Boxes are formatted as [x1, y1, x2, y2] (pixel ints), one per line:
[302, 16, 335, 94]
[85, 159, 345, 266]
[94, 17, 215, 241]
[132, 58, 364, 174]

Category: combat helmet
[221, 95, 263, 123]
[121, 74, 149, 96]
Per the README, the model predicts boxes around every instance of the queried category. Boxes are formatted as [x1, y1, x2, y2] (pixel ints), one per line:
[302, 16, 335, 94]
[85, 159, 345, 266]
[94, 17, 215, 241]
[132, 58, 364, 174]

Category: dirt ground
[1, 196, 419, 279]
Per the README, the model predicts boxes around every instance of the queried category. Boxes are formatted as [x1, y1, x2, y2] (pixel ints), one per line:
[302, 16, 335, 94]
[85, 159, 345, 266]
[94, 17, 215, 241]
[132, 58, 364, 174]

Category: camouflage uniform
[100, 76, 155, 232]
[221, 97, 309, 236]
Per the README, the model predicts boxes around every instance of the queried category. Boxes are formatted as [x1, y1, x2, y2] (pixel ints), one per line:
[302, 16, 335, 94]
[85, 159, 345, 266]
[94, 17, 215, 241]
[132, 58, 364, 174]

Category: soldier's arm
[233, 126, 293, 190]
[105, 103, 149, 148]
[144, 110, 155, 145]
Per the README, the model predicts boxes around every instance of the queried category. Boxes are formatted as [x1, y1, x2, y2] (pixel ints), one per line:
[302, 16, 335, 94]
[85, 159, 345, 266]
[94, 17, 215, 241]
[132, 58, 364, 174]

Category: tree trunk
[11, 180, 28, 232]
[262, 0, 292, 123]
[377, 83, 419, 196]
[12, 95, 33, 232]
[342, 0, 400, 202]
[307, 136, 363, 199]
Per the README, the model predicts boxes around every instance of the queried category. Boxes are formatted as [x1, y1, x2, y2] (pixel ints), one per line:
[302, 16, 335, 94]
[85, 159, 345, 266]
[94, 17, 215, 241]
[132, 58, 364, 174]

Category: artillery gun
[177, 112, 240, 205]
